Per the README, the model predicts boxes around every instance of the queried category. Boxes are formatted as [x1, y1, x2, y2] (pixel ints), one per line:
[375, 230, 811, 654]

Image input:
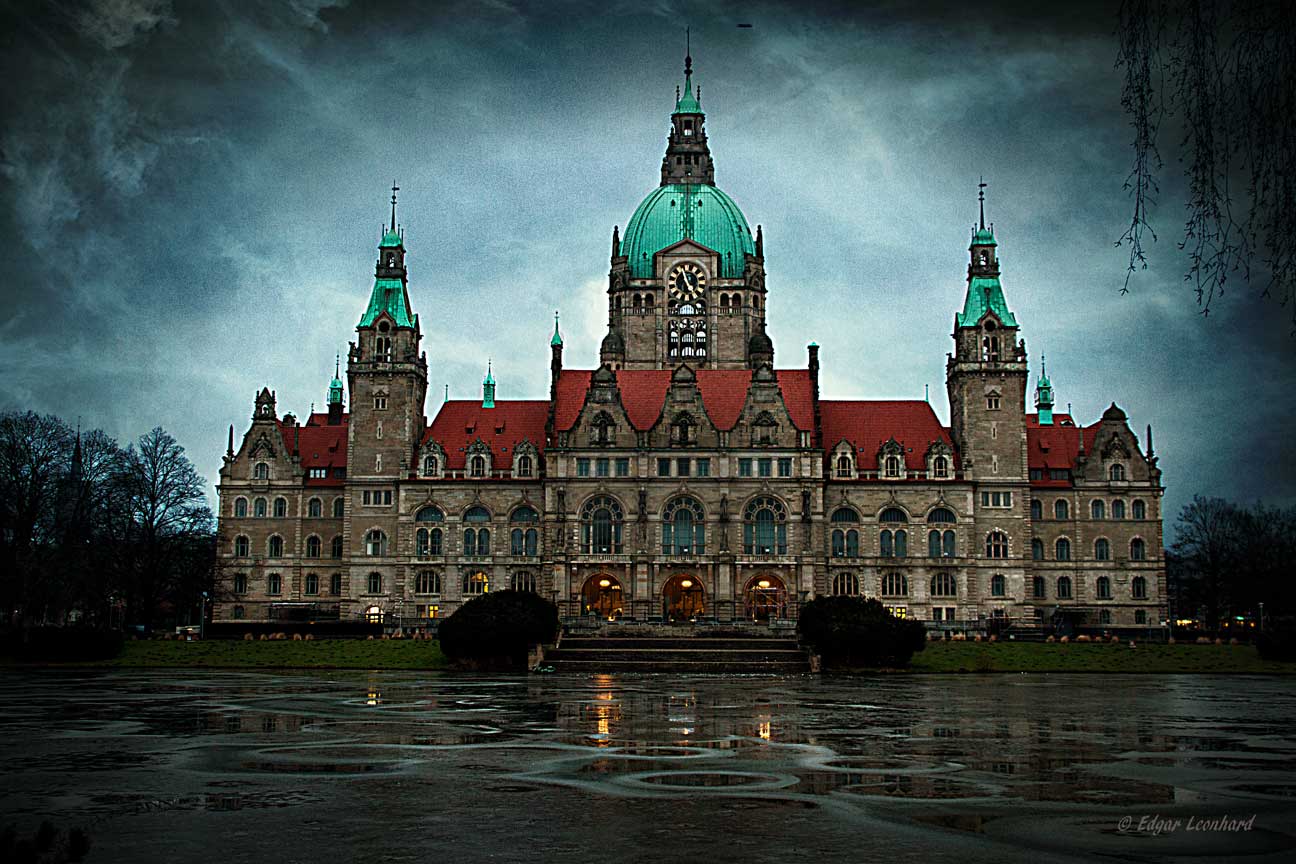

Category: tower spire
[482, 360, 496, 409]
[978, 176, 987, 230]
[390, 181, 399, 232]
[551, 310, 563, 347]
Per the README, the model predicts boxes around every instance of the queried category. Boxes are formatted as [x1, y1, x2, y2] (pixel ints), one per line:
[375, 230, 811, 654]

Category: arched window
[470, 455, 487, 477]
[511, 506, 538, 523]
[305, 573, 319, 595]
[883, 455, 902, 478]
[1091, 499, 1106, 519]
[516, 455, 534, 477]
[464, 506, 490, 522]
[253, 462, 269, 480]
[306, 535, 321, 558]
[415, 571, 441, 594]
[234, 535, 250, 557]
[1056, 575, 1073, 599]
[511, 528, 538, 556]
[267, 573, 282, 595]
[463, 527, 491, 556]
[985, 531, 1009, 559]
[743, 496, 788, 555]
[1031, 538, 1044, 560]
[930, 572, 957, 597]
[1132, 576, 1148, 599]
[1029, 499, 1042, 520]
[1111, 499, 1126, 519]
[1032, 575, 1046, 598]
[333, 497, 345, 518]
[662, 497, 705, 555]
[1132, 499, 1146, 519]
[832, 572, 860, 595]
[927, 507, 956, 524]
[273, 497, 287, 518]
[933, 456, 949, 478]
[1056, 537, 1071, 561]
[331, 535, 344, 558]
[417, 526, 444, 556]
[367, 572, 382, 594]
[268, 535, 284, 558]
[879, 507, 908, 523]
[990, 574, 1006, 597]
[1095, 538, 1111, 560]
[1109, 463, 1126, 481]
[581, 496, 624, 554]
[880, 529, 907, 557]
[511, 571, 537, 592]
[423, 454, 439, 476]
[1096, 576, 1112, 599]
[375, 336, 392, 360]
[1130, 538, 1147, 561]
[835, 454, 853, 478]
[832, 528, 859, 558]
[671, 413, 696, 445]
[832, 507, 860, 524]
[234, 497, 248, 517]
[308, 497, 322, 518]
[365, 529, 387, 556]
[254, 497, 267, 518]
[1054, 499, 1069, 520]
[464, 571, 489, 595]
[881, 572, 909, 596]
[233, 573, 248, 595]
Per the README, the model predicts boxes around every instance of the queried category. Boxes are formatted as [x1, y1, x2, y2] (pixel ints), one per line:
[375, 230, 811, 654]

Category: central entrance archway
[743, 574, 788, 622]
[662, 574, 706, 622]
[581, 574, 624, 620]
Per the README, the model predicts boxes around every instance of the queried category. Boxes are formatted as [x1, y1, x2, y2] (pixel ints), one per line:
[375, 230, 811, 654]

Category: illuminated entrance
[581, 574, 625, 619]
[743, 574, 788, 621]
[662, 574, 706, 622]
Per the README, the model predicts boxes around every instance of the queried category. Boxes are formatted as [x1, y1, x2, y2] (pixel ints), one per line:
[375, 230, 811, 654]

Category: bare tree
[1116, 0, 1296, 327]
[0, 412, 73, 624]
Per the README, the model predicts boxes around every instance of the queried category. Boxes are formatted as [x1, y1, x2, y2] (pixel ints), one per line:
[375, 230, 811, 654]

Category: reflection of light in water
[366, 690, 381, 706]
[759, 719, 772, 741]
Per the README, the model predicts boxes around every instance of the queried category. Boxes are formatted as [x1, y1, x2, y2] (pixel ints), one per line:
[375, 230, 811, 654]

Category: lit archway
[743, 574, 787, 621]
[662, 573, 706, 622]
[581, 574, 624, 620]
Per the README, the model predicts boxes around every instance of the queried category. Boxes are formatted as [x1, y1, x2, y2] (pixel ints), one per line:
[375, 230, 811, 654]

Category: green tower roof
[358, 277, 416, 328]
[550, 311, 563, 346]
[675, 82, 701, 114]
[379, 229, 403, 248]
[957, 275, 1018, 328]
[621, 183, 754, 278]
[970, 227, 997, 247]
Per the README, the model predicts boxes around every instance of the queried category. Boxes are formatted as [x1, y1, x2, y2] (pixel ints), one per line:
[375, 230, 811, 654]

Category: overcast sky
[2, 0, 1293, 536]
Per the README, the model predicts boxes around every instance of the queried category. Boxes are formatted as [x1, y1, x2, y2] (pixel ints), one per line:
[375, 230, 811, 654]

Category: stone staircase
[543, 633, 812, 674]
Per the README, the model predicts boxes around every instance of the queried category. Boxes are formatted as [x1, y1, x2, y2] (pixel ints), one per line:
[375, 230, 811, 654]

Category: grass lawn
[10, 638, 449, 670]
[907, 640, 1296, 674]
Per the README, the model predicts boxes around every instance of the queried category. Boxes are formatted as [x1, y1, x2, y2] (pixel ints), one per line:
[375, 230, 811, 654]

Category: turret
[660, 34, 715, 186]
[482, 361, 496, 409]
[327, 354, 345, 426]
[1034, 354, 1054, 425]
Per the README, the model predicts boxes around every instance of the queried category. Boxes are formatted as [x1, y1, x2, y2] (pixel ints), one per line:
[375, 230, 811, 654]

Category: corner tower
[347, 184, 429, 481]
[604, 45, 768, 370]
[946, 182, 1028, 481]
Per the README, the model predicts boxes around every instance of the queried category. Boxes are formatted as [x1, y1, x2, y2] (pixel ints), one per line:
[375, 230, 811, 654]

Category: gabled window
[253, 462, 269, 480]
[470, 455, 487, 477]
[591, 411, 616, 446]
[1109, 463, 1126, 481]
[516, 455, 534, 477]
[884, 455, 902, 478]
[671, 412, 696, 446]
[932, 456, 950, 478]
[835, 454, 853, 478]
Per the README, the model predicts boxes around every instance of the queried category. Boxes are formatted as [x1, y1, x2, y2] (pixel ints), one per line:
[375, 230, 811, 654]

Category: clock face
[668, 262, 706, 303]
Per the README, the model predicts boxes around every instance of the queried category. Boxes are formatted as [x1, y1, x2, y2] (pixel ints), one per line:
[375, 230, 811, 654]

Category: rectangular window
[595, 458, 610, 477]
[676, 458, 690, 477]
[657, 458, 671, 477]
[777, 457, 792, 477]
[362, 490, 370, 506]
[1029, 468, 1043, 481]
[695, 458, 710, 477]
[757, 458, 772, 478]
[383, 490, 392, 506]
[233, 573, 247, 594]
[330, 573, 342, 595]
[1048, 469, 1071, 481]
[374, 396, 387, 410]
[738, 458, 753, 477]
[309, 467, 326, 479]
[267, 573, 281, 595]
[576, 458, 591, 477]
[980, 491, 1013, 508]
[615, 458, 630, 477]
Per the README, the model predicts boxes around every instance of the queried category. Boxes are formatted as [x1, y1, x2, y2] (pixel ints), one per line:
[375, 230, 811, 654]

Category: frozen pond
[1, 671, 1295, 862]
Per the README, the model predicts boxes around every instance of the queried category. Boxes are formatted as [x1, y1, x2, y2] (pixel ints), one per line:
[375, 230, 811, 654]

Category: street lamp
[1259, 602, 1265, 633]
[200, 591, 209, 640]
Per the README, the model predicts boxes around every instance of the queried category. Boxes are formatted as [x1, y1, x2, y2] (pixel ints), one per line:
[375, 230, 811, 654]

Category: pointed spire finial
[334, 352, 340, 378]
[390, 181, 399, 232]
[1147, 423, 1155, 456]
[551, 310, 564, 347]
[978, 176, 987, 230]
[685, 26, 692, 76]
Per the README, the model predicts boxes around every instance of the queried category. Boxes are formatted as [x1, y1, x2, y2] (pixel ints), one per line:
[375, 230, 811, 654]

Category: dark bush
[2, 627, 124, 662]
[798, 596, 927, 668]
[437, 590, 559, 669]
[1257, 618, 1296, 661]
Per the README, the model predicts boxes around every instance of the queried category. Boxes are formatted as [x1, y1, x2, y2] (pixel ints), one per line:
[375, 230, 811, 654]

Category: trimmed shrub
[438, 590, 559, 670]
[797, 597, 926, 669]
[3, 628, 124, 662]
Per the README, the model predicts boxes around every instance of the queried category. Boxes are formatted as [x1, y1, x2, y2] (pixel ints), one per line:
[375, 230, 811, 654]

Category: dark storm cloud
[1, 0, 1292, 533]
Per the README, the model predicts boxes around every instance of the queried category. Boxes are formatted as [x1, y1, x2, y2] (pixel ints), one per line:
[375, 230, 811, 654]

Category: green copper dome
[380, 229, 403, 248]
[621, 183, 754, 278]
[970, 227, 997, 247]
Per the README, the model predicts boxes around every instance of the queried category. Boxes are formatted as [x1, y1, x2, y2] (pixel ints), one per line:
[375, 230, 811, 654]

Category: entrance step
[545, 633, 811, 674]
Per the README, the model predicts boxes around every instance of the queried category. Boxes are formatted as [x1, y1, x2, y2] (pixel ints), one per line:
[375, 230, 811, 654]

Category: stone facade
[214, 56, 1166, 634]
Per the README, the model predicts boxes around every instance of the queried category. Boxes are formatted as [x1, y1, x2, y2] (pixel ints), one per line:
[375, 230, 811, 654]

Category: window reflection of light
[758, 720, 772, 741]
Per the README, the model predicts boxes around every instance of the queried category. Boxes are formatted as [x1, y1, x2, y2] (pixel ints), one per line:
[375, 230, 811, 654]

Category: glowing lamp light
[757, 579, 771, 589]
[599, 578, 611, 588]
[681, 579, 693, 588]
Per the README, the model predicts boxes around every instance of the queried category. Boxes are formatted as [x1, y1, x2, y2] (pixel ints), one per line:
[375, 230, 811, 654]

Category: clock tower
[601, 49, 769, 371]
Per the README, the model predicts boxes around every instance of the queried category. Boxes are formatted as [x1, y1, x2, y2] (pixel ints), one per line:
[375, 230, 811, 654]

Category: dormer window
[471, 455, 486, 477]
[671, 413, 696, 446]
[424, 455, 438, 475]
[253, 462, 269, 480]
[836, 454, 852, 478]
[933, 456, 949, 478]
[884, 455, 901, 478]
[516, 455, 533, 477]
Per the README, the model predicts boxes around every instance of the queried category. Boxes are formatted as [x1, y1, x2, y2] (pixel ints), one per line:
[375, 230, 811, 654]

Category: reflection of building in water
[214, 47, 1166, 638]
[556, 685, 800, 746]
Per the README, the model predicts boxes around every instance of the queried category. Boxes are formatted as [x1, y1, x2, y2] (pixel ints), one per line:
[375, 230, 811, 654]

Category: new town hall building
[214, 54, 1166, 633]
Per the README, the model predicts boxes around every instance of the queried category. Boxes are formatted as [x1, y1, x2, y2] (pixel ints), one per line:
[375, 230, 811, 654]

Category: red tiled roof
[1026, 413, 1099, 485]
[819, 400, 956, 472]
[423, 400, 549, 471]
[554, 368, 816, 433]
[276, 413, 348, 485]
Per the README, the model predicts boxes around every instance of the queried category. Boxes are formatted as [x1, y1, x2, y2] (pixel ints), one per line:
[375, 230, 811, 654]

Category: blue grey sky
[2, 0, 1293, 536]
